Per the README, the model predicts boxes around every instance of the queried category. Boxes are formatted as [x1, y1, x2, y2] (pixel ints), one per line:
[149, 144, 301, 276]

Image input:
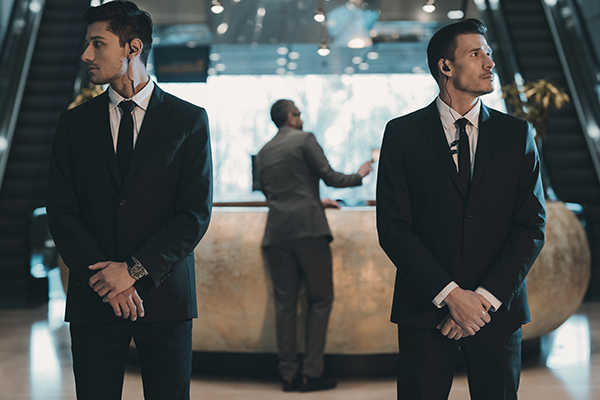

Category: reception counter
[58, 201, 590, 356]
[192, 201, 591, 354]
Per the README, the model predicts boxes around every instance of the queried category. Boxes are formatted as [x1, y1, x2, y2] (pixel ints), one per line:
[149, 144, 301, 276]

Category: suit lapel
[420, 102, 466, 199]
[123, 85, 171, 184]
[470, 103, 494, 193]
[90, 92, 122, 186]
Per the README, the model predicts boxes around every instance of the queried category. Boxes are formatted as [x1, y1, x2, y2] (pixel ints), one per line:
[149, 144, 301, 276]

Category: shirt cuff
[475, 287, 502, 312]
[432, 281, 459, 308]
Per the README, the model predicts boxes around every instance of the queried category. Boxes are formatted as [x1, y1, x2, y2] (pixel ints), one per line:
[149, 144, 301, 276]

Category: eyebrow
[469, 47, 492, 53]
[85, 35, 107, 43]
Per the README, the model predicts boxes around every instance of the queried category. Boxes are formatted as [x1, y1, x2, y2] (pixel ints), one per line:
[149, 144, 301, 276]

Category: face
[448, 34, 495, 98]
[81, 21, 128, 85]
[287, 105, 303, 130]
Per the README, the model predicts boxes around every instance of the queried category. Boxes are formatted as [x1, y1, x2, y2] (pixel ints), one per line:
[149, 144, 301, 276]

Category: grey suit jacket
[257, 126, 362, 247]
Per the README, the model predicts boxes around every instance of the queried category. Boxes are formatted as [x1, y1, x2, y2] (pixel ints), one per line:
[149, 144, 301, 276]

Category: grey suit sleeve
[302, 132, 362, 188]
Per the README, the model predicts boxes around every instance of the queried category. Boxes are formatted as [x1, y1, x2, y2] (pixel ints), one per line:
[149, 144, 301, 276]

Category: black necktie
[117, 100, 135, 179]
[456, 118, 470, 193]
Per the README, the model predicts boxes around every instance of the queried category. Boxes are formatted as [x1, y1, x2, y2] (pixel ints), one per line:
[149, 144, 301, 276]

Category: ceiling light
[289, 51, 300, 60]
[358, 62, 370, 71]
[287, 62, 298, 70]
[314, 9, 325, 23]
[216, 23, 229, 34]
[276, 57, 288, 66]
[344, 66, 355, 74]
[366, 51, 379, 60]
[277, 47, 289, 55]
[351, 56, 363, 64]
[423, 0, 435, 13]
[314, 1, 326, 23]
[347, 36, 371, 49]
[317, 42, 330, 56]
[447, 10, 464, 19]
[211, 0, 224, 14]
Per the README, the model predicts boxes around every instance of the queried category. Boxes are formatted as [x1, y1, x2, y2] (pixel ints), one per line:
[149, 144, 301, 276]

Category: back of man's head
[84, 1, 153, 66]
[270, 99, 295, 128]
[426, 18, 487, 83]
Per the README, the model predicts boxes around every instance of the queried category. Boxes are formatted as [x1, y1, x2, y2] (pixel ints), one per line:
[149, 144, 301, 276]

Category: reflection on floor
[1, 292, 600, 399]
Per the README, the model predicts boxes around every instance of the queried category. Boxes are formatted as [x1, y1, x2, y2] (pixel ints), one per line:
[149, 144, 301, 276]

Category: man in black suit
[46, 2, 212, 399]
[376, 19, 546, 400]
[257, 99, 372, 392]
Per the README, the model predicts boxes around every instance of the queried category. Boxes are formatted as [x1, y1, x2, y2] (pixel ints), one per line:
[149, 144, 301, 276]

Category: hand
[88, 261, 136, 302]
[436, 314, 472, 340]
[444, 287, 491, 334]
[321, 198, 341, 209]
[357, 160, 374, 178]
[108, 287, 144, 321]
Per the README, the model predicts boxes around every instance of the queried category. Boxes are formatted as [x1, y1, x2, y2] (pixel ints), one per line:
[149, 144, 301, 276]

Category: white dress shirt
[431, 96, 502, 312]
[107, 80, 155, 152]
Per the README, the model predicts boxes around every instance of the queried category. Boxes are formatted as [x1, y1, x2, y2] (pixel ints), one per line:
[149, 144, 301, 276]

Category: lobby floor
[1, 295, 599, 400]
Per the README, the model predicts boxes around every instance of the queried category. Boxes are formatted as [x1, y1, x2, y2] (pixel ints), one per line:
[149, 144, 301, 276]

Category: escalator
[482, 0, 600, 296]
[0, 0, 89, 305]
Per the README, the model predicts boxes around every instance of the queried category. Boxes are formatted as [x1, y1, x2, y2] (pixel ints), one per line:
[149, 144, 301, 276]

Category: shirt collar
[436, 96, 481, 131]
[108, 79, 155, 111]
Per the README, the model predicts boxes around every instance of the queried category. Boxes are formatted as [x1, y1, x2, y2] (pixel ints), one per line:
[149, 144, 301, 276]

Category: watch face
[130, 264, 146, 279]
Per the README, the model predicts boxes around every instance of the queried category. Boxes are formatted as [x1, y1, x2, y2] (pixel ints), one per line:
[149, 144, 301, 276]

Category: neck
[111, 62, 150, 99]
[438, 84, 479, 116]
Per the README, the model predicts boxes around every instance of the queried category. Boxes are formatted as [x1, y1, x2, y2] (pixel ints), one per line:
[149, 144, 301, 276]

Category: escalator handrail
[542, 0, 600, 185]
[0, 0, 46, 190]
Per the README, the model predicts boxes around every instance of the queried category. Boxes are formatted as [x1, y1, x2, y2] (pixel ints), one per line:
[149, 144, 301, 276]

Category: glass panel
[161, 73, 506, 204]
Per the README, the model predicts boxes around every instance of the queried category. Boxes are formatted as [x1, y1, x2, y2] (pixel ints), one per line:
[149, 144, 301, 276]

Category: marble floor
[1, 293, 600, 400]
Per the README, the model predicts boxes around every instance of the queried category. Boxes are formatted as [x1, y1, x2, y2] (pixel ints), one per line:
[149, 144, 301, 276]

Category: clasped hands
[88, 261, 144, 321]
[436, 287, 491, 340]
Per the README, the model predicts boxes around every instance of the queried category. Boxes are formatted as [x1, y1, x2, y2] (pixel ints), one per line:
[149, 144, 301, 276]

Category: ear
[438, 58, 451, 78]
[127, 38, 143, 59]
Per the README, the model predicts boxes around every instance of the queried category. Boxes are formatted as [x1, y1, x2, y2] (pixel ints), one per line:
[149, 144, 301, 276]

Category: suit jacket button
[465, 213, 472, 218]
[119, 200, 127, 206]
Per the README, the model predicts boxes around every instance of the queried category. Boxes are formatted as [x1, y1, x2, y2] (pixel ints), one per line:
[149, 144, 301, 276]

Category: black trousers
[266, 236, 333, 381]
[70, 319, 192, 400]
[397, 324, 522, 400]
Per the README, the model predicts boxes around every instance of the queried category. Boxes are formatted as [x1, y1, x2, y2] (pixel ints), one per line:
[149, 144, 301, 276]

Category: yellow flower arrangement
[502, 79, 570, 141]
[68, 83, 105, 109]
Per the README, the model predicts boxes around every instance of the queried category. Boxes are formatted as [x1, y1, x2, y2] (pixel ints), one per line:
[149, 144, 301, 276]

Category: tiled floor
[1, 295, 600, 399]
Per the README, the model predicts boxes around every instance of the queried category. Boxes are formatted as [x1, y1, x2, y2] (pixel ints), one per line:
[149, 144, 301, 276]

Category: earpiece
[442, 62, 450, 72]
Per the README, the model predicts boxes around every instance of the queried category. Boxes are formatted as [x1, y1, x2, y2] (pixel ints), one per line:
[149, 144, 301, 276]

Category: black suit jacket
[47, 85, 212, 324]
[376, 101, 545, 328]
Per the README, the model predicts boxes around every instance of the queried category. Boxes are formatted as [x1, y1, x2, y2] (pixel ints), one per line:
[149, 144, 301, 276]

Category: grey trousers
[266, 236, 333, 381]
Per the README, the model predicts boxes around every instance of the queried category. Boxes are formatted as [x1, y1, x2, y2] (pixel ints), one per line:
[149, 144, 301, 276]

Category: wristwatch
[127, 256, 149, 280]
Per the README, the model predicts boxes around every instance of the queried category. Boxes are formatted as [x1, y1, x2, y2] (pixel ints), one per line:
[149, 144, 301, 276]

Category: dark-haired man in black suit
[46, 2, 212, 399]
[376, 19, 545, 400]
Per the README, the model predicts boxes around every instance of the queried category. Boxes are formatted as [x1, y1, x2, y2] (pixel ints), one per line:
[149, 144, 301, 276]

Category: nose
[81, 44, 92, 63]
[484, 54, 494, 70]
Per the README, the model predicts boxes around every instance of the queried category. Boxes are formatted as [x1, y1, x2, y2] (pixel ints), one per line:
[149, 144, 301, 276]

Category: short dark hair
[84, 1, 153, 66]
[270, 99, 295, 128]
[426, 18, 487, 82]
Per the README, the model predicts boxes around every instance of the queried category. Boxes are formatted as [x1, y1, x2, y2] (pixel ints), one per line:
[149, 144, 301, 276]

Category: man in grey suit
[257, 99, 372, 392]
